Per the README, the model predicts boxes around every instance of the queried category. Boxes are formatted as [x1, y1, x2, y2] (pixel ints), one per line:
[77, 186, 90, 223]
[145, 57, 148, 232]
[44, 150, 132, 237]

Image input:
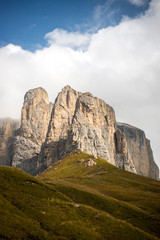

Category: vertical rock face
[20, 87, 52, 145]
[42, 86, 80, 168]
[42, 86, 117, 169]
[114, 128, 137, 173]
[146, 139, 159, 179]
[42, 86, 159, 179]
[0, 118, 20, 165]
[71, 92, 116, 164]
[0, 86, 159, 179]
[12, 87, 53, 175]
[117, 123, 159, 179]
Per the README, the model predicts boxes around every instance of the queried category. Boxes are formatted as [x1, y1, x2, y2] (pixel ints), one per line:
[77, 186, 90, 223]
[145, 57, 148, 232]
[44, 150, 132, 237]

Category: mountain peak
[61, 85, 73, 91]
[0, 86, 159, 179]
[24, 87, 49, 105]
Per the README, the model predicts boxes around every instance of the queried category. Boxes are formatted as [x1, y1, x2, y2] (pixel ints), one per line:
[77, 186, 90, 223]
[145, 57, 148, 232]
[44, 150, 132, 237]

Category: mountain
[0, 151, 160, 240]
[0, 86, 159, 179]
[0, 118, 20, 165]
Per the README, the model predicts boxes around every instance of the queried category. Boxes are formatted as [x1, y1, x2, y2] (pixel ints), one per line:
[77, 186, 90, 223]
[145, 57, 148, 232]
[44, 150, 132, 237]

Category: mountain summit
[0, 86, 159, 179]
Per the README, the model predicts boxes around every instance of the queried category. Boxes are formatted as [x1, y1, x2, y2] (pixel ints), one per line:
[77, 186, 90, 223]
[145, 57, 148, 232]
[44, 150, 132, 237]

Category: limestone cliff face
[117, 123, 159, 179]
[42, 86, 80, 168]
[70, 92, 116, 164]
[114, 128, 137, 174]
[12, 87, 53, 175]
[0, 118, 20, 165]
[42, 86, 117, 170]
[146, 139, 159, 179]
[43, 86, 159, 179]
[42, 87, 159, 179]
[0, 86, 159, 179]
[20, 87, 53, 145]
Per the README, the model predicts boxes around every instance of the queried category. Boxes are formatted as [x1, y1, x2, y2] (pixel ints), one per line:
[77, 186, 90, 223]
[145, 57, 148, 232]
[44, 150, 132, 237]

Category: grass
[0, 151, 160, 239]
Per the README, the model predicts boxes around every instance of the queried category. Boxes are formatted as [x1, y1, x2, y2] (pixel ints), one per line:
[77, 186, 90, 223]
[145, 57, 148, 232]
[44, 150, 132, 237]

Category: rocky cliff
[12, 88, 53, 175]
[43, 86, 117, 169]
[0, 86, 159, 179]
[117, 123, 159, 179]
[0, 118, 20, 165]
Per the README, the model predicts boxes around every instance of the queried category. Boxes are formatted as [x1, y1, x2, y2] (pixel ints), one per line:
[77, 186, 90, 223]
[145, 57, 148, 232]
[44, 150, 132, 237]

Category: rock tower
[0, 86, 159, 179]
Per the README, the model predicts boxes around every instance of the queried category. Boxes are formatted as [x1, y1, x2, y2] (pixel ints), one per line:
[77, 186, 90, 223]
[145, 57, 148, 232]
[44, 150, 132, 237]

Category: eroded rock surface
[12, 87, 53, 175]
[42, 86, 159, 179]
[117, 123, 159, 179]
[84, 159, 97, 167]
[115, 128, 137, 173]
[0, 118, 20, 165]
[20, 87, 53, 145]
[43, 86, 117, 170]
[71, 92, 116, 165]
[0, 86, 159, 179]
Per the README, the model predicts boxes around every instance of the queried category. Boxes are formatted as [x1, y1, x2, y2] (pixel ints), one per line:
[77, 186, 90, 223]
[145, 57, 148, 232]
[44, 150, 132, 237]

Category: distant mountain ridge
[0, 86, 159, 179]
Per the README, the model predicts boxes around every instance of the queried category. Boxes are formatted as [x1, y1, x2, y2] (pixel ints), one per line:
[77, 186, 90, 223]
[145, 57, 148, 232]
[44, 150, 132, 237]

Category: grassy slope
[0, 152, 160, 240]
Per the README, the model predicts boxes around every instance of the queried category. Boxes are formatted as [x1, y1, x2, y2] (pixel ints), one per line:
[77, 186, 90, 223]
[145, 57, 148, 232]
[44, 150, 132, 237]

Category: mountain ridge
[0, 86, 159, 179]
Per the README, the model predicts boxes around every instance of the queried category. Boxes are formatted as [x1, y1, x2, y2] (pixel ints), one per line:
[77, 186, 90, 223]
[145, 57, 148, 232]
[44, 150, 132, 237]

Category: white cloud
[129, 0, 148, 6]
[0, 0, 160, 168]
[45, 29, 91, 50]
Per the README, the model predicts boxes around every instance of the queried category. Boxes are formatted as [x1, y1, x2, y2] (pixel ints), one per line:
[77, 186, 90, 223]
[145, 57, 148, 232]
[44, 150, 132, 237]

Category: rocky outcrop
[70, 92, 116, 164]
[117, 123, 159, 179]
[0, 86, 159, 179]
[12, 87, 53, 175]
[20, 87, 53, 145]
[114, 128, 137, 173]
[42, 86, 158, 179]
[0, 118, 20, 165]
[84, 159, 97, 167]
[42, 86, 117, 170]
[146, 139, 159, 179]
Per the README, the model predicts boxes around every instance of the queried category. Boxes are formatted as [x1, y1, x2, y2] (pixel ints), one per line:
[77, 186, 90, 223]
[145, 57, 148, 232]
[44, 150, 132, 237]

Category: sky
[0, 0, 160, 169]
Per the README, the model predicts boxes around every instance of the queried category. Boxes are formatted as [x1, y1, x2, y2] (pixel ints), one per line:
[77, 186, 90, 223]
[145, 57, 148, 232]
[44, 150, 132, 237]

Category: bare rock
[42, 85, 80, 166]
[12, 87, 53, 175]
[12, 136, 41, 175]
[43, 86, 117, 169]
[114, 128, 137, 173]
[42, 86, 158, 178]
[12, 136, 41, 165]
[84, 159, 97, 167]
[0, 118, 20, 166]
[71, 92, 116, 165]
[1, 85, 158, 179]
[117, 123, 159, 179]
[20, 87, 53, 145]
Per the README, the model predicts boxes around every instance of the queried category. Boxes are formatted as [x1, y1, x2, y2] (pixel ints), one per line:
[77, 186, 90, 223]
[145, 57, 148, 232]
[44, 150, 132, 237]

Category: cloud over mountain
[0, 0, 160, 167]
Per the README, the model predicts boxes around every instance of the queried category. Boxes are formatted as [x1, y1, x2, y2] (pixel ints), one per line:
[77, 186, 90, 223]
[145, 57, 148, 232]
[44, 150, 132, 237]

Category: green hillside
[0, 151, 160, 240]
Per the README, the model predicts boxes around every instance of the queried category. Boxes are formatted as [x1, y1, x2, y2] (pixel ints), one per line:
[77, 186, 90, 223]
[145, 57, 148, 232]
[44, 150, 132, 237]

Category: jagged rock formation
[42, 86, 80, 168]
[0, 86, 159, 179]
[114, 128, 137, 174]
[12, 88, 53, 175]
[0, 118, 20, 165]
[42, 86, 117, 169]
[117, 123, 159, 179]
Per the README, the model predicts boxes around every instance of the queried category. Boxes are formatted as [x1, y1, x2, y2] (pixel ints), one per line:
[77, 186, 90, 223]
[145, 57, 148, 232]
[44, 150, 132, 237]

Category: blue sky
[0, 0, 160, 169]
[0, 0, 151, 51]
